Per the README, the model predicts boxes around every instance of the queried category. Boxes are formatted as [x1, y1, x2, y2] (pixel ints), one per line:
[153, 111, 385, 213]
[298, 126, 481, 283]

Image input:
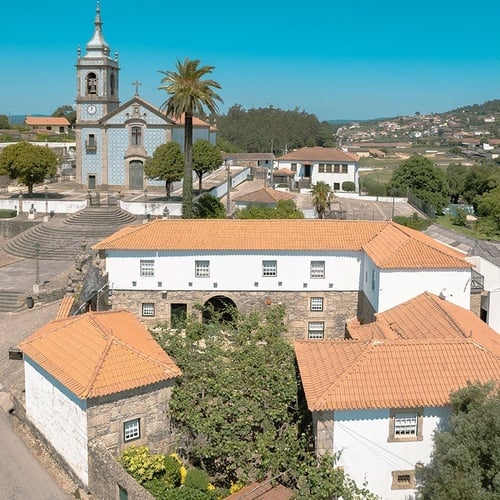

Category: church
[75, 3, 216, 191]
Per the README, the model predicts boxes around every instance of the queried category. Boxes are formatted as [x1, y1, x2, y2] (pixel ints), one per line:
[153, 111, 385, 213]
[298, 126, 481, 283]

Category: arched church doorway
[202, 295, 237, 324]
[129, 160, 144, 190]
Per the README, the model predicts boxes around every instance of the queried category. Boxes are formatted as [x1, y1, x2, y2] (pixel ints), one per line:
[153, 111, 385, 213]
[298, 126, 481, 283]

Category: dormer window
[87, 72, 97, 95]
[131, 126, 142, 146]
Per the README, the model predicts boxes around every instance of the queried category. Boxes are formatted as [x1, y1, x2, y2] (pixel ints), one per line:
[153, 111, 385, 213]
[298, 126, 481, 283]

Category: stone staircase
[0, 291, 25, 313]
[3, 207, 138, 261]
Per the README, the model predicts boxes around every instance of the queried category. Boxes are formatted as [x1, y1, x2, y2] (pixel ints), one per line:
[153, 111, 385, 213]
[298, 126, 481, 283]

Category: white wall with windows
[104, 250, 364, 293]
[330, 406, 450, 499]
[24, 357, 89, 486]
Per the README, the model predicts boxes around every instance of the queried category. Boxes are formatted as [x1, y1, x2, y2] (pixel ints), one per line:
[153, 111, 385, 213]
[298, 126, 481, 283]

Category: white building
[295, 292, 500, 498]
[93, 219, 472, 338]
[18, 309, 181, 488]
[275, 146, 359, 192]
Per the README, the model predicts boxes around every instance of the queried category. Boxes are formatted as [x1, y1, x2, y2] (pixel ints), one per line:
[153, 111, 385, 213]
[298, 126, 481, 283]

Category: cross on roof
[132, 80, 142, 96]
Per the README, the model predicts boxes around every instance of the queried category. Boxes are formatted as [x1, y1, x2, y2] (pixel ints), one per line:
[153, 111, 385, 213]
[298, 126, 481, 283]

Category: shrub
[451, 208, 467, 227]
[184, 467, 211, 491]
[0, 208, 16, 218]
[163, 455, 182, 487]
[342, 181, 355, 192]
[393, 213, 431, 231]
[118, 446, 166, 484]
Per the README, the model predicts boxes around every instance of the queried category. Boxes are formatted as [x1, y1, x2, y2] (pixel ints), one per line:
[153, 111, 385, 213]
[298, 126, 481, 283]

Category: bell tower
[75, 1, 120, 122]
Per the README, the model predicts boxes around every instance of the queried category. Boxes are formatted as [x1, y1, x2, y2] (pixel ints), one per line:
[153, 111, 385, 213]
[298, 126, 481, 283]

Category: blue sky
[2, 0, 499, 121]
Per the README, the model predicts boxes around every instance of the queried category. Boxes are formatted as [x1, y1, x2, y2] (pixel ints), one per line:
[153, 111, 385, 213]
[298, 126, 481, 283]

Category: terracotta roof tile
[347, 292, 500, 355]
[93, 220, 469, 270]
[19, 310, 181, 399]
[233, 187, 296, 204]
[278, 146, 359, 162]
[55, 296, 75, 319]
[295, 337, 500, 411]
[25, 116, 70, 126]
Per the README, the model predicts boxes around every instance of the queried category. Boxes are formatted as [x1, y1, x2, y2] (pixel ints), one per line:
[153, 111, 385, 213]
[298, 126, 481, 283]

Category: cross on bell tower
[132, 81, 142, 96]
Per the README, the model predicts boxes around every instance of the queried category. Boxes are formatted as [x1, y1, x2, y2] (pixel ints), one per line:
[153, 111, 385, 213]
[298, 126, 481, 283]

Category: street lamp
[44, 185, 48, 215]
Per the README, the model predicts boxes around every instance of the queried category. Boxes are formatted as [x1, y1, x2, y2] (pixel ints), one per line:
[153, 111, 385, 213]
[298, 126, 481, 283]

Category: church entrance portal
[129, 160, 144, 190]
[202, 296, 237, 324]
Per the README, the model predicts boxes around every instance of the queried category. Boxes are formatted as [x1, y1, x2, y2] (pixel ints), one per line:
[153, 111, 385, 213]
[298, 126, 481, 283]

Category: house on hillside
[18, 309, 181, 489]
[92, 219, 472, 339]
[24, 116, 71, 135]
[233, 187, 296, 210]
[295, 294, 500, 498]
[275, 147, 359, 192]
[223, 152, 276, 171]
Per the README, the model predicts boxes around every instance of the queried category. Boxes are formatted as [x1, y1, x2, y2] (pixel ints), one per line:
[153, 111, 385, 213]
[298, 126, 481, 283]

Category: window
[86, 72, 97, 95]
[131, 126, 142, 146]
[308, 322, 324, 339]
[141, 303, 155, 317]
[371, 269, 376, 290]
[124, 418, 140, 442]
[171, 303, 187, 329]
[262, 260, 277, 277]
[341, 164, 348, 174]
[310, 260, 325, 279]
[86, 134, 96, 151]
[333, 183, 340, 190]
[310, 297, 324, 311]
[318, 164, 325, 173]
[391, 470, 416, 490]
[195, 260, 210, 278]
[325, 164, 332, 173]
[291, 163, 297, 172]
[334, 164, 340, 173]
[389, 409, 423, 442]
[140, 259, 154, 277]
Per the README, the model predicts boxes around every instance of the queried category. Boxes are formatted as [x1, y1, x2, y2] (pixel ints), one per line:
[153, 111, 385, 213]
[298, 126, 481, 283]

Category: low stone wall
[110, 289, 369, 339]
[88, 440, 154, 500]
[0, 218, 40, 239]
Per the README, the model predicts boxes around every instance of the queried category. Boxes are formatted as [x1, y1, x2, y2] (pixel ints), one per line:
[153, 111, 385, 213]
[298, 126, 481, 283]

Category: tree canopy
[192, 139, 222, 193]
[159, 58, 222, 218]
[144, 142, 184, 199]
[311, 181, 334, 219]
[388, 155, 449, 213]
[216, 105, 336, 154]
[154, 306, 375, 498]
[193, 193, 226, 219]
[236, 199, 304, 219]
[0, 142, 57, 195]
[52, 104, 76, 126]
[417, 382, 500, 499]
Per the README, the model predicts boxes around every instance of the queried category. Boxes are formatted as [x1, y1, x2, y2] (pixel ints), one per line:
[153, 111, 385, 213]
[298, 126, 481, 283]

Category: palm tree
[159, 59, 222, 218]
[311, 181, 334, 219]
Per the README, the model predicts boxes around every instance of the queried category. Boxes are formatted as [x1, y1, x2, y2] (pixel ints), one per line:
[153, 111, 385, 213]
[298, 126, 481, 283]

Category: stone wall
[313, 410, 334, 456]
[88, 440, 154, 500]
[0, 218, 40, 239]
[87, 380, 177, 457]
[110, 289, 369, 339]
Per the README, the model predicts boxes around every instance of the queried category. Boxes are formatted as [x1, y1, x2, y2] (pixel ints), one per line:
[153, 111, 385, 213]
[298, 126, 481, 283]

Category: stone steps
[0, 291, 25, 313]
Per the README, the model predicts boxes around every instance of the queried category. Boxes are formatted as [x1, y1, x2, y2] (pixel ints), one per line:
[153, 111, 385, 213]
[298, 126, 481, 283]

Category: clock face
[87, 105, 97, 115]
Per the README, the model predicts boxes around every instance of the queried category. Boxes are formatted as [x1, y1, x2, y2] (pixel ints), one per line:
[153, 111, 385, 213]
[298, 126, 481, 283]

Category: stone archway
[202, 295, 237, 324]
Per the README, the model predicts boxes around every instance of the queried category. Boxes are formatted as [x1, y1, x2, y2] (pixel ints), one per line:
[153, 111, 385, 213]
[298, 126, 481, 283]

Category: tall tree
[0, 114, 10, 129]
[144, 142, 184, 199]
[0, 142, 57, 195]
[311, 181, 333, 219]
[52, 105, 76, 126]
[193, 193, 226, 219]
[388, 155, 449, 213]
[446, 163, 468, 204]
[159, 59, 222, 218]
[192, 139, 223, 193]
[417, 382, 500, 499]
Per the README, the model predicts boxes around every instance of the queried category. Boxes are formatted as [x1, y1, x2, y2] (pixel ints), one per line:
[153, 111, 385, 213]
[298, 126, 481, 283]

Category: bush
[184, 467, 210, 491]
[342, 181, 355, 192]
[118, 446, 166, 484]
[163, 455, 182, 487]
[393, 213, 432, 231]
[451, 208, 467, 227]
[0, 208, 16, 218]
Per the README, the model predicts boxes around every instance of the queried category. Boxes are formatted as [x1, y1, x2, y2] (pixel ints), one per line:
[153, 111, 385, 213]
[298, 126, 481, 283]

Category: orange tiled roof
[19, 310, 181, 399]
[25, 116, 70, 126]
[294, 338, 500, 411]
[54, 296, 75, 320]
[171, 113, 213, 128]
[92, 220, 470, 270]
[278, 146, 359, 162]
[347, 292, 500, 355]
[233, 187, 296, 204]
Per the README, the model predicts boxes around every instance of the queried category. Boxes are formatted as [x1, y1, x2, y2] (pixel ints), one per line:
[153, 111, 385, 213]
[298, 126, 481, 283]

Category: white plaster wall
[24, 358, 89, 486]
[378, 268, 471, 312]
[482, 288, 500, 334]
[104, 250, 363, 292]
[467, 256, 500, 291]
[334, 407, 450, 500]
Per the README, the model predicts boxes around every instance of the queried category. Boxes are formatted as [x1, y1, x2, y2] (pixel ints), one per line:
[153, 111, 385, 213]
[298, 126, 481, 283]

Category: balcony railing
[471, 269, 484, 293]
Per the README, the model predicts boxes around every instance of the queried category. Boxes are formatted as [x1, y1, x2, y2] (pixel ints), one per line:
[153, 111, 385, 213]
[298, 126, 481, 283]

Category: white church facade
[75, 4, 215, 191]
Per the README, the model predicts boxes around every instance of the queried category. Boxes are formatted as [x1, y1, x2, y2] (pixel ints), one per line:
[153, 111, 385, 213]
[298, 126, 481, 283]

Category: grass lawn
[436, 215, 500, 241]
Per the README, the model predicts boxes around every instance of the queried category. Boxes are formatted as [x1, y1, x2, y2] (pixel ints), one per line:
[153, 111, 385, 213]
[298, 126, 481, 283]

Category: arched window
[110, 72, 115, 96]
[86, 72, 97, 95]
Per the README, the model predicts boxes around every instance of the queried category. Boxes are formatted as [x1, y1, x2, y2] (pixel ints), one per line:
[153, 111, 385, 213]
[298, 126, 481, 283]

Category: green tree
[193, 193, 226, 219]
[446, 163, 468, 204]
[236, 199, 304, 219]
[0, 142, 57, 195]
[0, 114, 10, 129]
[388, 155, 449, 213]
[476, 185, 500, 233]
[52, 104, 76, 126]
[144, 142, 184, 199]
[311, 181, 333, 219]
[417, 382, 500, 499]
[192, 139, 223, 193]
[159, 58, 222, 218]
[154, 306, 375, 497]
